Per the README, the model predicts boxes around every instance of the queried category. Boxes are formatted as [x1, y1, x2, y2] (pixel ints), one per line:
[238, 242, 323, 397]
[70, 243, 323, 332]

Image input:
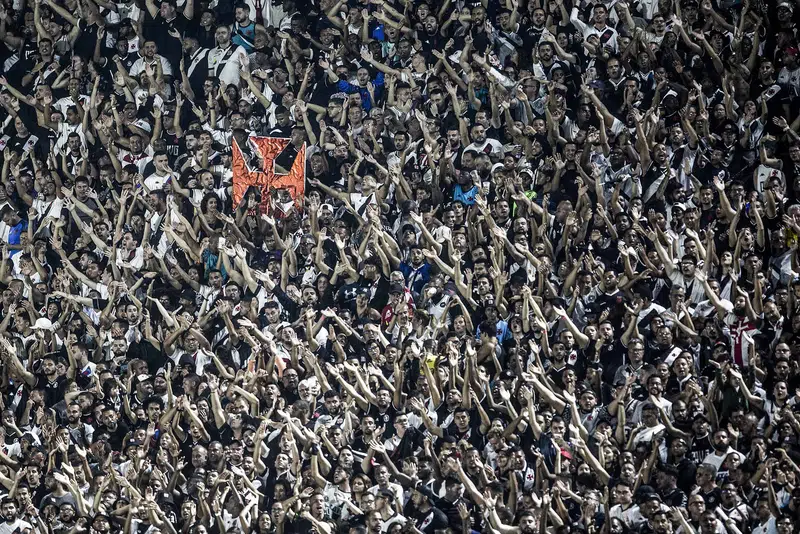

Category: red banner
[231, 137, 306, 215]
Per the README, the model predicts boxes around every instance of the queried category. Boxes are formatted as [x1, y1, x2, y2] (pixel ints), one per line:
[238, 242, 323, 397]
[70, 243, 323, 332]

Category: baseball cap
[31, 318, 54, 331]
[92, 513, 111, 525]
[124, 439, 142, 450]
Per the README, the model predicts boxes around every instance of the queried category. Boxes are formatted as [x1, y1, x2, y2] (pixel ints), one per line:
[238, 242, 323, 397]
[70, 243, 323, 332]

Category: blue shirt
[336, 73, 385, 112]
[7, 219, 27, 257]
[232, 21, 257, 53]
[399, 261, 431, 295]
[202, 249, 227, 281]
[477, 320, 510, 343]
[453, 185, 479, 206]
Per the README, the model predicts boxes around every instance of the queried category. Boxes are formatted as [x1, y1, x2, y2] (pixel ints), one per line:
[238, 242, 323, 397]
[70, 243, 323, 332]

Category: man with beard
[449, 162, 480, 207]
[0, 497, 32, 534]
[207, 441, 225, 472]
[396, 247, 431, 298]
[179, 36, 209, 100]
[314, 390, 346, 430]
[417, 14, 444, 56]
[487, 508, 539, 534]
[311, 455, 353, 518]
[96, 406, 129, 450]
[39, 471, 78, 511]
[703, 280, 759, 366]
[701, 428, 746, 471]
[207, 25, 247, 86]
[0, 85, 52, 162]
[231, 3, 264, 52]
[143, 0, 193, 68]
[629, 375, 672, 424]
[64, 402, 94, 448]
[636, 137, 672, 207]
[464, 122, 504, 161]
[6, 350, 69, 408]
[405, 485, 448, 534]
[129, 374, 155, 412]
[653, 231, 707, 305]
[650, 509, 677, 534]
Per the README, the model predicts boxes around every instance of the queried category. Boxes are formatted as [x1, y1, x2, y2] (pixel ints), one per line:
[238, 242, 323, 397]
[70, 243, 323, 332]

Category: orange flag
[231, 137, 306, 215]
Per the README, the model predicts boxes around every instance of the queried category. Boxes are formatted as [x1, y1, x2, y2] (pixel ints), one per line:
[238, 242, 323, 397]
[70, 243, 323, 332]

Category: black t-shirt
[95, 421, 130, 450]
[368, 404, 398, 440]
[662, 487, 688, 507]
[34, 373, 67, 408]
[690, 433, 714, 464]
[100, 49, 138, 77]
[72, 20, 100, 60]
[309, 73, 343, 109]
[434, 496, 468, 531]
[410, 506, 449, 534]
[10, 105, 51, 163]
[293, 517, 331, 534]
[444, 410, 484, 449]
[588, 339, 626, 385]
[700, 487, 722, 509]
[143, 12, 190, 70]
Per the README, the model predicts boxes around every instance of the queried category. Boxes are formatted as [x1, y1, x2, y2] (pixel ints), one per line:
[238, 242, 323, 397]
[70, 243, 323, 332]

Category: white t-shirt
[130, 56, 173, 77]
[703, 447, 746, 471]
[0, 518, 33, 534]
[367, 483, 404, 505]
[207, 44, 247, 86]
[610, 504, 643, 530]
[752, 517, 778, 534]
[144, 172, 176, 192]
[465, 138, 504, 159]
[53, 95, 90, 116]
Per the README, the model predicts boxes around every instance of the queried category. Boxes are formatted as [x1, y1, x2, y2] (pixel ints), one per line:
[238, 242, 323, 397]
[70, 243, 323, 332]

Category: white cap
[31, 318, 53, 331]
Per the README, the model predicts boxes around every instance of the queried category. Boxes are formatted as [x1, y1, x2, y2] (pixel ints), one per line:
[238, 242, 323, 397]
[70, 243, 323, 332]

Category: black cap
[93, 513, 111, 524]
[390, 283, 404, 294]
[413, 483, 436, 503]
[157, 491, 176, 507]
[642, 492, 662, 503]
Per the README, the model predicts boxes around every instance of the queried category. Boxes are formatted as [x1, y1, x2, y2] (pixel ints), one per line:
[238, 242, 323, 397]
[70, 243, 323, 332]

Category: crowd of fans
[0, 0, 799, 532]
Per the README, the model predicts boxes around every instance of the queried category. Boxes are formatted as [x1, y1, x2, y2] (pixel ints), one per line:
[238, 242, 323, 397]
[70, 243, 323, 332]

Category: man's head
[215, 25, 231, 46]
[234, 2, 250, 22]
[0, 498, 16, 522]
